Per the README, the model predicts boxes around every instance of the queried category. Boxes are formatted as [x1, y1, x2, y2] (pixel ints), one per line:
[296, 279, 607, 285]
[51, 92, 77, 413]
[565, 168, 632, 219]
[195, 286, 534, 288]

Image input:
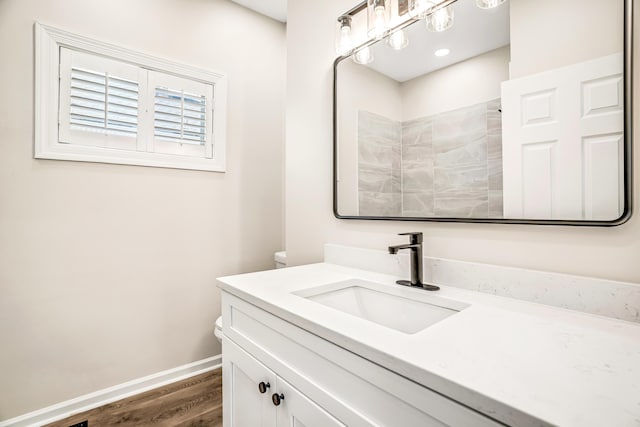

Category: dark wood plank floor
[44, 369, 222, 427]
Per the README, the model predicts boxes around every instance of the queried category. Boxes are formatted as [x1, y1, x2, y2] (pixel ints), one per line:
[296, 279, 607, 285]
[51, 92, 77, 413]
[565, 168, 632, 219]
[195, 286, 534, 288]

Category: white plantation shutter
[148, 70, 214, 158]
[60, 52, 213, 158]
[154, 87, 207, 144]
[59, 48, 146, 150]
[69, 68, 139, 137]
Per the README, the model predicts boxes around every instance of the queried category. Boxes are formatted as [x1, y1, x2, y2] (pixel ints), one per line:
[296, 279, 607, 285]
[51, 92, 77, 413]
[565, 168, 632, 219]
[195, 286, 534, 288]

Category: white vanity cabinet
[276, 376, 346, 427]
[221, 291, 503, 427]
[224, 339, 345, 427]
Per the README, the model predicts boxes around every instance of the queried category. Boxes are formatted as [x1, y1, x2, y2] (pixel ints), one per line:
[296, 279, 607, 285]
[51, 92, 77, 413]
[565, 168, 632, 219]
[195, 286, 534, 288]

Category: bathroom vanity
[218, 262, 640, 427]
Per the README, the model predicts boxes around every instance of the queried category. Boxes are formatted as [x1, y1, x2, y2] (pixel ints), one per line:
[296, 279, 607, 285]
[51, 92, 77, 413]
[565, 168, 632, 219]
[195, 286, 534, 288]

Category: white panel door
[223, 339, 277, 427]
[501, 53, 623, 220]
[276, 377, 346, 427]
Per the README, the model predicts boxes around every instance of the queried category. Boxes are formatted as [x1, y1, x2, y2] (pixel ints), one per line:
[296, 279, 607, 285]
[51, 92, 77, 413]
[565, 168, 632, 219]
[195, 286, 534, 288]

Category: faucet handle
[398, 232, 423, 244]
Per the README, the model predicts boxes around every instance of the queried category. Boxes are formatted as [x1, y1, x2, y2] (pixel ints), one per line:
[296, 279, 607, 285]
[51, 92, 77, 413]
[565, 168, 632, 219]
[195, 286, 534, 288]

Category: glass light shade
[353, 46, 374, 64]
[335, 15, 353, 56]
[387, 30, 409, 50]
[426, 4, 454, 32]
[476, 0, 507, 9]
[367, 0, 391, 40]
[408, 0, 435, 19]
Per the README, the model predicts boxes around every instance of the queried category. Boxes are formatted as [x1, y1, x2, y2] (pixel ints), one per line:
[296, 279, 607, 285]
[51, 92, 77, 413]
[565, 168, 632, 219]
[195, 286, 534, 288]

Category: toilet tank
[274, 251, 287, 269]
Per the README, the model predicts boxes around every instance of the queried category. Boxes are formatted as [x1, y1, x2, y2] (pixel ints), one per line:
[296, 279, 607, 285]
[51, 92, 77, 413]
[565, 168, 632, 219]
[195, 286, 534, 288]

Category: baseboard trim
[0, 355, 222, 427]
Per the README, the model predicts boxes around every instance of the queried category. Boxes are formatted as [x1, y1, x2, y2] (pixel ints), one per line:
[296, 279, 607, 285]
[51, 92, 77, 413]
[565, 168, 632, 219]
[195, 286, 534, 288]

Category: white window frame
[35, 22, 227, 172]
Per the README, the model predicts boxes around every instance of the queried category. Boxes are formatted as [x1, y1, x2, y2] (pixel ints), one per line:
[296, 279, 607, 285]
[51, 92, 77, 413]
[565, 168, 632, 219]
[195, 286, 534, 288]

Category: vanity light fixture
[353, 46, 374, 64]
[409, 0, 455, 32]
[476, 0, 507, 9]
[336, 15, 353, 56]
[434, 48, 450, 57]
[408, 0, 434, 18]
[426, 4, 454, 32]
[337, 0, 453, 61]
[367, 0, 391, 40]
[387, 29, 409, 50]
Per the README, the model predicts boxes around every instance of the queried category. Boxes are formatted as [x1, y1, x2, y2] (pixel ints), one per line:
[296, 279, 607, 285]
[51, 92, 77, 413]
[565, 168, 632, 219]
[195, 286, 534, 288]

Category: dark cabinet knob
[272, 393, 285, 406]
[258, 382, 270, 394]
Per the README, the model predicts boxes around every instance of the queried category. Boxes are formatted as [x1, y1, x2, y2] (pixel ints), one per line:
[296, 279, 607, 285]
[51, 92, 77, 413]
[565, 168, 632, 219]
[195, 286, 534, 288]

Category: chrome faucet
[388, 232, 439, 291]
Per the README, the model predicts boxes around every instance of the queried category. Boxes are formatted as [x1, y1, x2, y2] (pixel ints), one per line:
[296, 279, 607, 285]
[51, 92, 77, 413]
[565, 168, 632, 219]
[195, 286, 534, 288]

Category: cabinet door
[223, 339, 277, 427]
[276, 377, 346, 427]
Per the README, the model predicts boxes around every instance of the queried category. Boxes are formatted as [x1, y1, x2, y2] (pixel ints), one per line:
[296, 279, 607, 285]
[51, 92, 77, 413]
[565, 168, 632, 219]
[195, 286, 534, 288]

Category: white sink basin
[295, 279, 468, 334]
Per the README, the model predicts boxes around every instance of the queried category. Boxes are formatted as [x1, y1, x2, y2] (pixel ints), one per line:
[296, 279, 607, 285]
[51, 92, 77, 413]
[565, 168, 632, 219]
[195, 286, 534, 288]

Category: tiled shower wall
[358, 99, 503, 218]
[357, 111, 402, 216]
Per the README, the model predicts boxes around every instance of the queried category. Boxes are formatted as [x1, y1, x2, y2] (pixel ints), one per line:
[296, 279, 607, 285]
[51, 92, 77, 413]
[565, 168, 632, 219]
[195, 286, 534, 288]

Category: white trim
[34, 22, 228, 172]
[0, 355, 222, 427]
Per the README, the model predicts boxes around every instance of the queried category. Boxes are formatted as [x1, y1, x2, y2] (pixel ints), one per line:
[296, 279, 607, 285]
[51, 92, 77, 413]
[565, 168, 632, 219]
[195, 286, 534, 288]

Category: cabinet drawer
[222, 292, 502, 427]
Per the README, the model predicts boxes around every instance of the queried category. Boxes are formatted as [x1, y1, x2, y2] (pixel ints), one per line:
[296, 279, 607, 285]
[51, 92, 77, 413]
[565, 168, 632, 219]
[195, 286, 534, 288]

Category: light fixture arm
[341, 0, 459, 19]
[342, 1, 368, 18]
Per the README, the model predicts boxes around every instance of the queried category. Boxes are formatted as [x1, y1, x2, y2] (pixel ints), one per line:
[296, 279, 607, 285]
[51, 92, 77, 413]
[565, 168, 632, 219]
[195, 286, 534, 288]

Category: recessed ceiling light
[434, 48, 450, 57]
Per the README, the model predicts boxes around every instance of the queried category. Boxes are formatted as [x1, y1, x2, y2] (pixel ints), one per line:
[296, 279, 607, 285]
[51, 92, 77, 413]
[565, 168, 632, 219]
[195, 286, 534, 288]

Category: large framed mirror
[334, 0, 632, 225]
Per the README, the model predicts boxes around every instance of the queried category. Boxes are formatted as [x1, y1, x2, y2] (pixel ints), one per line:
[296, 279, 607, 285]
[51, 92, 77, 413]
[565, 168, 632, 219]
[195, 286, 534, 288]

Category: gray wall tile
[434, 190, 489, 218]
[358, 111, 402, 216]
[358, 165, 396, 193]
[403, 192, 434, 217]
[402, 120, 433, 146]
[357, 98, 503, 219]
[434, 133, 488, 167]
[402, 143, 433, 166]
[359, 191, 401, 216]
[488, 134, 503, 161]
[489, 190, 504, 218]
[403, 164, 434, 193]
[488, 159, 503, 191]
[433, 103, 487, 140]
[434, 164, 489, 194]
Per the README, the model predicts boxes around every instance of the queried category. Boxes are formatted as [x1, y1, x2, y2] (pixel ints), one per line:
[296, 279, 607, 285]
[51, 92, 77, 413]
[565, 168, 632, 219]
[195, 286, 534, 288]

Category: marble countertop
[217, 263, 640, 427]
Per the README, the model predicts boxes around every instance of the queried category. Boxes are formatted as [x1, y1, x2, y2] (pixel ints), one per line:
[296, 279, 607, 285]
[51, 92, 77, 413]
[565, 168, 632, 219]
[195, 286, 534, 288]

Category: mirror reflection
[335, 0, 626, 222]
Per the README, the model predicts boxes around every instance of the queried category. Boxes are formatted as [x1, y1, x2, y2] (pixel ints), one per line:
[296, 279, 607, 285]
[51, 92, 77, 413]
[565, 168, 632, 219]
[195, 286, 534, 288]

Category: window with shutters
[149, 71, 214, 159]
[35, 23, 227, 172]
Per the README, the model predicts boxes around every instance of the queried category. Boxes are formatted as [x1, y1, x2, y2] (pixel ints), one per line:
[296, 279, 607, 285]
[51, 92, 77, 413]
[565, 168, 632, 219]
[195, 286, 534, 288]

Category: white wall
[337, 61, 402, 215]
[510, 0, 623, 78]
[285, 0, 639, 283]
[0, 0, 285, 419]
[401, 45, 510, 121]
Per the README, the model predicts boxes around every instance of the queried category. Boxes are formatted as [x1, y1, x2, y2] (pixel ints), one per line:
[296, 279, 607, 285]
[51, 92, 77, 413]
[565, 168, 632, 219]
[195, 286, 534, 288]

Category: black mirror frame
[333, 0, 633, 226]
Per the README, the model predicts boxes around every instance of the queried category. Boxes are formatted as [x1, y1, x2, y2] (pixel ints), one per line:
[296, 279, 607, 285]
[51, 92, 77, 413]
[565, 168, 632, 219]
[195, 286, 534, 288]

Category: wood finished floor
[43, 369, 222, 427]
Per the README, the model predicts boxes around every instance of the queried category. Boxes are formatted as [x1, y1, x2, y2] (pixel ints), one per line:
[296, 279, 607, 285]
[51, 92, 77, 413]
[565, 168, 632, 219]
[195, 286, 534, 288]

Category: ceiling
[229, 0, 510, 82]
[367, 0, 510, 82]
[230, 0, 287, 23]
